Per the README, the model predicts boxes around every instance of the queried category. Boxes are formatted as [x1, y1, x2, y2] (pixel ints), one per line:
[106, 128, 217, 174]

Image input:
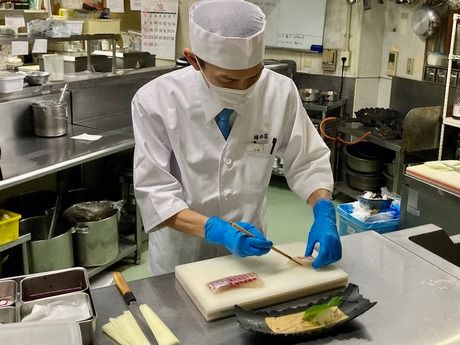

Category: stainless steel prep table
[0, 125, 134, 190]
[92, 225, 460, 345]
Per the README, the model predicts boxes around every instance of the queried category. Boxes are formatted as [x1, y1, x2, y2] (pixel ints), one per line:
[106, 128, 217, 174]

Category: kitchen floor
[90, 176, 352, 288]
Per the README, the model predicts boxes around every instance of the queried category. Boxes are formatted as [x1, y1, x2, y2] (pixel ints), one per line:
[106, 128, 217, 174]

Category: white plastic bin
[0, 320, 82, 345]
[0, 72, 25, 93]
[83, 19, 121, 34]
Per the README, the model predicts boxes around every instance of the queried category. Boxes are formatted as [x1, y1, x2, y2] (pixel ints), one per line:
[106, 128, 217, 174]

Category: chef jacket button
[224, 158, 232, 166]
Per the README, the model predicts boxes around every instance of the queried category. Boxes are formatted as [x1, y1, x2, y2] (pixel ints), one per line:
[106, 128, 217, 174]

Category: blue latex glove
[305, 199, 342, 269]
[204, 216, 273, 257]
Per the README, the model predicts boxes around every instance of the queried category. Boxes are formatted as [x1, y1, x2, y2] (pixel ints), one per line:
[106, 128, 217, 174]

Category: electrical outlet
[406, 58, 414, 75]
[339, 50, 351, 67]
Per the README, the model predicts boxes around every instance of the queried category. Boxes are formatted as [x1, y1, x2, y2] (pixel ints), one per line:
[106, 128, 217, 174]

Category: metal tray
[235, 283, 376, 338]
[0, 268, 95, 345]
[20, 267, 88, 302]
[0, 280, 17, 307]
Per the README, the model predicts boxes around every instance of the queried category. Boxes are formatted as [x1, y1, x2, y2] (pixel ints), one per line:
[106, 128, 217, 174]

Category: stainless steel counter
[0, 124, 133, 190]
[92, 226, 460, 345]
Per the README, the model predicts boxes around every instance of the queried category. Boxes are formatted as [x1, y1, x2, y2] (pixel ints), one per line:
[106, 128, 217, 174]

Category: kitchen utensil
[230, 222, 303, 266]
[113, 272, 158, 345]
[23, 71, 50, 86]
[345, 168, 383, 192]
[48, 195, 61, 240]
[412, 5, 440, 39]
[58, 84, 68, 104]
[175, 242, 348, 321]
[299, 88, 320, 102]
[235, 283, 376, 337]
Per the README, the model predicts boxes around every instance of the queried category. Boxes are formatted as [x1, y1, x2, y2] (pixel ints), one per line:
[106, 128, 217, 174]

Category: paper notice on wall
[141, 0, 179, 60]
[11, 41, 29, 56]
[107, 0, 124, 13]
[32, 39, 48, 53]
[130, 0, 142, 11]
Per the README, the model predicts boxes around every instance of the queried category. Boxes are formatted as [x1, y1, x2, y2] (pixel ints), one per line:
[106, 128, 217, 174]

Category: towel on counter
[102, 304, 180, 345]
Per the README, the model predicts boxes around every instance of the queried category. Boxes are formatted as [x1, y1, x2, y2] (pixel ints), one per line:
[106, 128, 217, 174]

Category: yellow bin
[0, 209, 21, 245]
[83, 19, 121, 34]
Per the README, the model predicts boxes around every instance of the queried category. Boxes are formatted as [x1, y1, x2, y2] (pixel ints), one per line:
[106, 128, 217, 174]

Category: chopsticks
[230, 222, 303, 266]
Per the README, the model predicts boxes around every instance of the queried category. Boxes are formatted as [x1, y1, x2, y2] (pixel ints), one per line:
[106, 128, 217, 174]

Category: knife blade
[113, 272, 158, 345]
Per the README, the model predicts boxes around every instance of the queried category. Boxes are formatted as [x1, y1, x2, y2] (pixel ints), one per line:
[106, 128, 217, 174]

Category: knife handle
[113, 271, 136, 305]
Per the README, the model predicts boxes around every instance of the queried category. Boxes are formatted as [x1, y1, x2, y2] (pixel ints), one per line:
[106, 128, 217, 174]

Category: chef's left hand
[305, 199, 342, 269]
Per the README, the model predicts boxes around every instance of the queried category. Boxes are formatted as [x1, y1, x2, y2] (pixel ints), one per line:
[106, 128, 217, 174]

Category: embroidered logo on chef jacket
[253, 133, 269, 144]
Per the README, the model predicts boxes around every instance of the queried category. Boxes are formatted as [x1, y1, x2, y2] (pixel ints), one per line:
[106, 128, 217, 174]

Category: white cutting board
[406, 163, 460, 195]
[175, 242, 348, 321]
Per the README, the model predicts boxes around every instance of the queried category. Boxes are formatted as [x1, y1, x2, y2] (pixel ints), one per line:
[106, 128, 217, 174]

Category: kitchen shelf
[336, 124, 403, 152]
[87, 235, 137, 278]
[0, 9, 48, 13]
[444, 117, 460, 128]
[439, 13, 460, 159]
[334, 181, 361, 200]
[0, 233, 31, 275]
[0, 33, 120, 74]
[0, 33, 120, 44]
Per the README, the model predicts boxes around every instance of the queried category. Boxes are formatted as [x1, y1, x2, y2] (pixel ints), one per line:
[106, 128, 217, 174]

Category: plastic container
[83, 19, 121, 34]
[0, 320, 83, 345]
[0, 72, 25, 93]
[0, 209, 21, 246]
[337, 202, 399, 236]
[51, 18, 84, 35]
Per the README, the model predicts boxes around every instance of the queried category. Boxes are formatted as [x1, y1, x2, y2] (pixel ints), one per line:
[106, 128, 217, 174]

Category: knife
[113, 272, 158, 345]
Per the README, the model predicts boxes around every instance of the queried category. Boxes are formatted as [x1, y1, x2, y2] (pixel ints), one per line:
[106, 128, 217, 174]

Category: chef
[132, 0, 341, 275]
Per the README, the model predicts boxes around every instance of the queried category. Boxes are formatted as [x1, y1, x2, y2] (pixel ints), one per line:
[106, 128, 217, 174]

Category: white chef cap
[189, 0, 266, 70]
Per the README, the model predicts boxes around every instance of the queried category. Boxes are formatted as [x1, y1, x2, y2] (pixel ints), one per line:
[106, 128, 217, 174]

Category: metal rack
[439, 13, 460, 160]
[0, 34, 120, 74]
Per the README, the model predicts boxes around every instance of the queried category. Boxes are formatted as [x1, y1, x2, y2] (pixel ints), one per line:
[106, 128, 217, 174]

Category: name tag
[246, 143, 265, 153]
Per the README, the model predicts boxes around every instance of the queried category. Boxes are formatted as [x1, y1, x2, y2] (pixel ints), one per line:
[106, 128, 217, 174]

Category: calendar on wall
[141, 0, 179, 60]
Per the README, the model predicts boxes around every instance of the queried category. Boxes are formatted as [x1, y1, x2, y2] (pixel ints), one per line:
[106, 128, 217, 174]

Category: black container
[1, 190, 57, 218]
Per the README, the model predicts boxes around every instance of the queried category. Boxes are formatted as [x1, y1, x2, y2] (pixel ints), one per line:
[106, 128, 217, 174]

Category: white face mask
[196, 56, 259, 108]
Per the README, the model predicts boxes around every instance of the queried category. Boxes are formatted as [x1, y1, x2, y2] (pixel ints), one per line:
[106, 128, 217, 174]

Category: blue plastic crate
[337, 202, 399, 236]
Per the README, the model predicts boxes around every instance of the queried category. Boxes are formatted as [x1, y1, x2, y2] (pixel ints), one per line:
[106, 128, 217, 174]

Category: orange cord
[319, 117, 372, 145]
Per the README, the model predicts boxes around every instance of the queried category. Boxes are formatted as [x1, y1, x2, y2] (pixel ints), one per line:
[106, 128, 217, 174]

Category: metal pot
[65, 201, 120, 267]
[345, 168, 383, 192]
[321, 90, 338, 103]
[19, 215, 74, 273]
[31, 101, 68, 137]
[344, 142, 394, 173]
[299, 88, 320, 102]
[412, 5, 440, 39]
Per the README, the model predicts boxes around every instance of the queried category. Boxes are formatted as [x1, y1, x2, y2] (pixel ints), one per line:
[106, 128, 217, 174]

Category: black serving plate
[235, 283, 376, 338]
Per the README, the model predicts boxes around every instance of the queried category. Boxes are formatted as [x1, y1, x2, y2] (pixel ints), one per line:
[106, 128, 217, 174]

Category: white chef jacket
[132, 66, 333, 275]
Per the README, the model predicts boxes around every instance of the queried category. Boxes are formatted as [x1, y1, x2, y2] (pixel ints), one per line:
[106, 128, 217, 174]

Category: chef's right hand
[204, 216, 273, 257]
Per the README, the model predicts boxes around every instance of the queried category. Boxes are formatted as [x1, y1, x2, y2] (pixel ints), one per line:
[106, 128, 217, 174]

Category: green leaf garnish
[302, 296, 343, 321]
